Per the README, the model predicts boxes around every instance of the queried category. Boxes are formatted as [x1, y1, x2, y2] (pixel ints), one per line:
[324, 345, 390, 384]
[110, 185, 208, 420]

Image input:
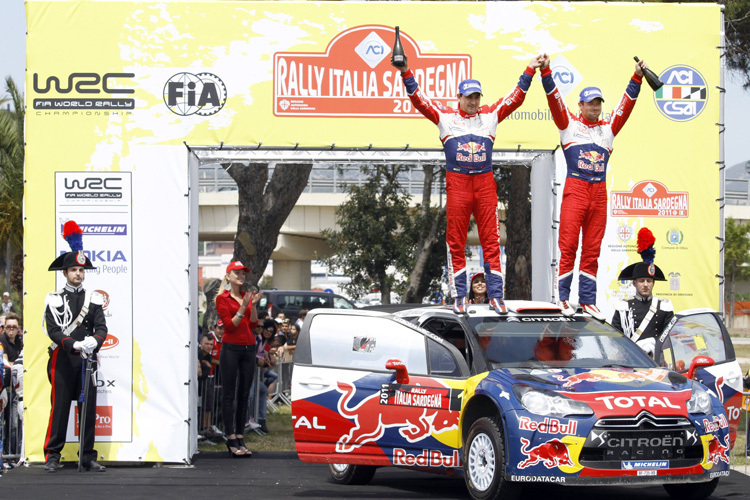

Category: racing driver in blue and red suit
[539, 54, 648, 322]
[392, 55, 544, 315]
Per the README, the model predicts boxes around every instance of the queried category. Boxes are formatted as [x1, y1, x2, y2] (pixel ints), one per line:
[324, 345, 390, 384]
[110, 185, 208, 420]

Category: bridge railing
[198, 163, 443, 195]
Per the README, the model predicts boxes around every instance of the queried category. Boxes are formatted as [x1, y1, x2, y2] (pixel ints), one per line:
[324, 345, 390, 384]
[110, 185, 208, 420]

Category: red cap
[226, 261, 250, 274]
[215, 319, 224, 327]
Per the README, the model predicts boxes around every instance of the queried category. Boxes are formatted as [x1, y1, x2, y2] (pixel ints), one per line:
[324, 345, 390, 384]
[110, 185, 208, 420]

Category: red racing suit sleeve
[610, 73, 642, 136]
[401, 66, 536, 126]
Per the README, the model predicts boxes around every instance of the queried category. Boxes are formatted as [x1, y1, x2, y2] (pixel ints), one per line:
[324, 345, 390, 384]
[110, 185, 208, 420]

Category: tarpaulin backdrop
[24, 1, 722, 462]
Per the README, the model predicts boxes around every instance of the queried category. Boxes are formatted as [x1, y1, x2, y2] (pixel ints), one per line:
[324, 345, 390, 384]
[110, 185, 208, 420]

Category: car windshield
[467, 317, 656, 369]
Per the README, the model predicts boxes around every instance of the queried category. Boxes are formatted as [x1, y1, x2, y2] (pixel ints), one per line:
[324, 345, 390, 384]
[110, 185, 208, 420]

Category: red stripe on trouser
[446, 171, 503, 296]
[43, 348, 59, 461]
[557, 177, 607, 281]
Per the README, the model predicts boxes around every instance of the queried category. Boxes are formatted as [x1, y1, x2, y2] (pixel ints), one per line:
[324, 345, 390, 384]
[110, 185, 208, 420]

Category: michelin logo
[80, 224, 128, 235]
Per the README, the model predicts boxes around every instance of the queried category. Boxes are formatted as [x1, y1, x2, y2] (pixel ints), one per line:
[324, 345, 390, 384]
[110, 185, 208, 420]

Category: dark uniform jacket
[611, 293, 674, 341]
[45, 285, 108, 354]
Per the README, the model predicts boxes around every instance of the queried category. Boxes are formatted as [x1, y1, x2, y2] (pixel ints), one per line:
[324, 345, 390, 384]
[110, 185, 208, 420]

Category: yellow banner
[25, 0, 722, 462]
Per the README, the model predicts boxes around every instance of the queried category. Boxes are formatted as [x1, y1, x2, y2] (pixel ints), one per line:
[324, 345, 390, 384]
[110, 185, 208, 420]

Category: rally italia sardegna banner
[24, 1, 722, 462]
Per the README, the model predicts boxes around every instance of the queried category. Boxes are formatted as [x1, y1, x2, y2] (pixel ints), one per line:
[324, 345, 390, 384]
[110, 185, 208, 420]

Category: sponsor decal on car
[556, 368, 668, 388]
[518, 416, 578, 435]
[393, 448, 461, 467]
[518, 437, 574, 469]
[622, 460, 669, 470]
[510, 475, 566, 483]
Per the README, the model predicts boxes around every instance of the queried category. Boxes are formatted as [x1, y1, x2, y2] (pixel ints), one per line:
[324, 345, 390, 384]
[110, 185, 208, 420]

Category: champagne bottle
[634, 56, 663, 91]
[392, 26, 406, 68]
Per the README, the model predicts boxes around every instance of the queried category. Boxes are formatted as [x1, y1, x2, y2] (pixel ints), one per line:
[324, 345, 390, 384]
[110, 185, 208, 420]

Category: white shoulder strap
[62, 290, 92, 337]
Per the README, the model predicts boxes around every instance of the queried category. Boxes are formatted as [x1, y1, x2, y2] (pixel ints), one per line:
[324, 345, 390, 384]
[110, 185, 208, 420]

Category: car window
[428, 339, 461, 377]
[660, 313, 727, 372]
[467, 317, 655, 369]
[308, 314, 428, 374]
[279, 294, 331, 312]
[333, 296, 354, 309]
[258, 295, 268, 309]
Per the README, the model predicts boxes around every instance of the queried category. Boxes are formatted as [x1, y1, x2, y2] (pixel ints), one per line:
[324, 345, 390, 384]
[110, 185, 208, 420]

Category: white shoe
[245, 420, 261, 432]
[581, 303, 605, 321]
[558, 300, 576, 317]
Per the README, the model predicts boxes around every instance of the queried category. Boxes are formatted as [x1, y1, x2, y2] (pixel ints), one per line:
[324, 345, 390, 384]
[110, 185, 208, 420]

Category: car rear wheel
[663, 478, 719, 500]
[463, 416, 522, 500]
[328, 463, 377, 485]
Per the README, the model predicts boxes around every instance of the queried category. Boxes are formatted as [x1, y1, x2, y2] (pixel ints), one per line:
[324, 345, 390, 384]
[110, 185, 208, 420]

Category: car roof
[309, 300, 564, 319]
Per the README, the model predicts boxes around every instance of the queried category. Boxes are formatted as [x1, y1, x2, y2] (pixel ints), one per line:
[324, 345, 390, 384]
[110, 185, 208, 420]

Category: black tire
[663, 479, 719, 500]
[328, 463, 377, 485]
[463, 416, 522, 500]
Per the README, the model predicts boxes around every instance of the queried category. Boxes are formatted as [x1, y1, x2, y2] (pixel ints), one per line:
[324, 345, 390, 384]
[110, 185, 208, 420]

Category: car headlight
[686, 383, 713, 415]
[513, 385, 593, 417]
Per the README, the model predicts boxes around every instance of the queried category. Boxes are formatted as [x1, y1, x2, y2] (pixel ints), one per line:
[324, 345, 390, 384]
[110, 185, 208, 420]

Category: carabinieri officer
[44, 221, 108, 473]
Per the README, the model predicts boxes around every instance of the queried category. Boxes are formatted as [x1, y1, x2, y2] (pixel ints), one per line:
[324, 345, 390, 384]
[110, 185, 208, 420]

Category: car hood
[494, 366, 690, 392]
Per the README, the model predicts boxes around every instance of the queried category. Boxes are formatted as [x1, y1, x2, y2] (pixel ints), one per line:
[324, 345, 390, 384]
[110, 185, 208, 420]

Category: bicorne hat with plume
[617, 227, 665, 281]
[48, 220, 96, 271]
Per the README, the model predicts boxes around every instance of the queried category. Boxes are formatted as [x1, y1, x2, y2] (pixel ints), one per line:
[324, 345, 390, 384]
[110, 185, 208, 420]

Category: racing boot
[453, 296, 467, 314]
[581, 303, 605, 322]
[558, 300, 576, 317]
[489, 298, 507, 315]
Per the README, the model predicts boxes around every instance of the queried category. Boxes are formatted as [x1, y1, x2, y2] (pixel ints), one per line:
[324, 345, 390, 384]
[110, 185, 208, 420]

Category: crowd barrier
[195, 356, 294, 441]
[1, 368, 23, 468]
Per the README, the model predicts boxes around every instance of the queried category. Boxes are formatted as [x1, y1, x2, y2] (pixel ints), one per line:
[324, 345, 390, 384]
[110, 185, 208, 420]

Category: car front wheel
[463, 416, 521, 500]
[328, 463, 377, 485]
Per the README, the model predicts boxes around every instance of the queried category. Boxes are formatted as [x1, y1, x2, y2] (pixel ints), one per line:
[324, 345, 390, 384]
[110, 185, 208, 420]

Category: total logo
[653, 65, 708, 122]
[392, 448, 461, 467]
[594, 394, 680, 410]
[163, 72, 227, 116]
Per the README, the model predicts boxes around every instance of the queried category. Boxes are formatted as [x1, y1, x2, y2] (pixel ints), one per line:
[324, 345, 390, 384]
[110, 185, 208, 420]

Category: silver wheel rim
[468, 432, 496, 492]
[331, 463, 348, 473]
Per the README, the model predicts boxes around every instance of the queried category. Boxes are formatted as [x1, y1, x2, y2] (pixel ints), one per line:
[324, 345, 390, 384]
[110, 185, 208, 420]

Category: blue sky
[2, 0, 748, 169]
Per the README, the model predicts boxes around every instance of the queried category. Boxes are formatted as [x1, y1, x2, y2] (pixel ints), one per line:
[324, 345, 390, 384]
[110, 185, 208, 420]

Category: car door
[292, 310, 469, 468]
[654, 310, 744, 445]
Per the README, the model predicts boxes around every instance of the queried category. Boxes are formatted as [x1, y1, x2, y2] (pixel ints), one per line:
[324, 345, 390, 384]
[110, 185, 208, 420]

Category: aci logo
[549, 55, 582, 98]
[355, 32, 389, 69]
[163, 72, 227, 116]
[654, 65, 708, 122]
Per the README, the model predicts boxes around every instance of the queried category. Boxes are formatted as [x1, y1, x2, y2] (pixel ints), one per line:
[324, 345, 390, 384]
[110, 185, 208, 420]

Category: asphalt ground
[0, 452, 748, 500]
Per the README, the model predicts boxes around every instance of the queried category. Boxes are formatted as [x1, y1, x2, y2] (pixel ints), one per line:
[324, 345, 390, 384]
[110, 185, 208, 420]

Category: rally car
[291, 302, 741, 500]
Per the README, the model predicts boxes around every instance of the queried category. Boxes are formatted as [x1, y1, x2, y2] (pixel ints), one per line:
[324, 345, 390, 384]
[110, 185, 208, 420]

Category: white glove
[82, 336, 98, 351]
[73, 340, 85, 351]
[636, 337, 656, 357]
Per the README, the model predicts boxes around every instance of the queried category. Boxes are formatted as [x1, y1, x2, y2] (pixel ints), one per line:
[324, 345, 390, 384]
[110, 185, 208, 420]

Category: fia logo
[163, 72, 227, 116]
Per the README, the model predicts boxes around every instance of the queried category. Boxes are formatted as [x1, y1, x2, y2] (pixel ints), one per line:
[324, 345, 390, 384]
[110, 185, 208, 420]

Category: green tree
[324, 164, 413, 304]
[724, 0, 750, 89]
[401, 164, 447, 303]
[724, 217, 750, 326]
[0, 76, 24, 296]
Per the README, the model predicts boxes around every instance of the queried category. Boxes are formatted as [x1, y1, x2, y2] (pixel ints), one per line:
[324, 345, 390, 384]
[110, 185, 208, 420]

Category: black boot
[259, 419, 268, 434]
[45, 455, 61, 473]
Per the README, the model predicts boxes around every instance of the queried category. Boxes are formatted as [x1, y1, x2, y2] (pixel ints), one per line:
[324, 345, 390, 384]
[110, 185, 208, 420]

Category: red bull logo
[557, 368, 667, 388]
[335, 381, 458, 453]
[706, 435, 730, 465]
[455, 141, 487, 163]
[577, 150, 605, 172]
[518, 437, 574, 469]
[393, 448, 461, 467]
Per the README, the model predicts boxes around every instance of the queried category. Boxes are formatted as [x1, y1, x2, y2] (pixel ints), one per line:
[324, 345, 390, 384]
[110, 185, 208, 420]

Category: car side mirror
[385, 359, 409, 384]
[686, 356, 715, 380]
